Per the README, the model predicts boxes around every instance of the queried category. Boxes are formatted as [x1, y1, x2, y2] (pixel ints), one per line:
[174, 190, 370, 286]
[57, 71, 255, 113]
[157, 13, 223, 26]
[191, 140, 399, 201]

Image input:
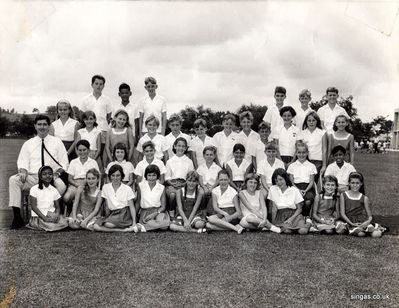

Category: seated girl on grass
[69, 168, 103, 230]
[93, 165, 137, 232]
[170, 171, 207, 233]
[336, 172, 385, 237]
[238, 173, 281, 233]
[267, 168, 309, 235]
[135, 165, 170, 232]
[312, 175, 340, 234]
[27, 166, 68, 231]
[206, 170, 244, 234]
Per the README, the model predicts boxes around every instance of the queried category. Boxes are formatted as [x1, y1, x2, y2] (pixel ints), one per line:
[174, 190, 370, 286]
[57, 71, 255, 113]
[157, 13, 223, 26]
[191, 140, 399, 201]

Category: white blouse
[139, 181, 164, 209]
[52, 118, 78, 141]
[101, 183, 135, 211]
[212, 185, 237, 209]
[29, 184, 61, 217]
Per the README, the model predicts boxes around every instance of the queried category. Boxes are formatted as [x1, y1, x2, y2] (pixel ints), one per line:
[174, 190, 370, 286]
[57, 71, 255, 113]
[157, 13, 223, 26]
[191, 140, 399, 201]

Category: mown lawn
[1, 231, 398, 307]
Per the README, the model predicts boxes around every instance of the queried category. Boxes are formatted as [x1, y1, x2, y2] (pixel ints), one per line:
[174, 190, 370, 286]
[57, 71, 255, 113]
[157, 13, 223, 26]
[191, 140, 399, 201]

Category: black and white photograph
[0, 1, 398, 307]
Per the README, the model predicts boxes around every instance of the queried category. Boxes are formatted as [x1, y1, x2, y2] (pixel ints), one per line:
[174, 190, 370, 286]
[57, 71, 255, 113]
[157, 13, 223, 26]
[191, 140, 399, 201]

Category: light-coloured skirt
[27, 216, 69, 232]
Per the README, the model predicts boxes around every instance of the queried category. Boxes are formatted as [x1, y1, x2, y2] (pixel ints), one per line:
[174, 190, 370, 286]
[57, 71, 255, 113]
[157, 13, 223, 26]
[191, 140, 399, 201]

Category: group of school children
[24, 75, 386, 237]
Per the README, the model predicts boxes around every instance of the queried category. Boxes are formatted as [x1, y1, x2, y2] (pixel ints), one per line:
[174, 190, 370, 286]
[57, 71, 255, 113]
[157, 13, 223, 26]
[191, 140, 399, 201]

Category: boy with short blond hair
[162, 114, 191, 161]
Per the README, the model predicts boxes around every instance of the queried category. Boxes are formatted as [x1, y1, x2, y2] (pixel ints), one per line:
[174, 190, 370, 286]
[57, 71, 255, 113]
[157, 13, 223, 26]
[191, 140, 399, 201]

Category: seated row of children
[28, 153, 385, 237]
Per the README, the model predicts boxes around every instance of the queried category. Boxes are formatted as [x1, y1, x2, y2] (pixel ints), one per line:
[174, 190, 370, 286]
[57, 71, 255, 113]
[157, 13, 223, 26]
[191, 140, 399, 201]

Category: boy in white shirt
[190, 119, 216, 169]
[262, 86, 287, 137]
[163, 114, 191, 161]
[235, 111, 260, 165]
[213, 114, 238, 167]
[138, 77, 167, 136]
[253, 122, 272, 170]
[324, 145, 356, 193]
[294, 89, 313, 130]
[317, 87, 349, 132]
[136, 115, 167, 161]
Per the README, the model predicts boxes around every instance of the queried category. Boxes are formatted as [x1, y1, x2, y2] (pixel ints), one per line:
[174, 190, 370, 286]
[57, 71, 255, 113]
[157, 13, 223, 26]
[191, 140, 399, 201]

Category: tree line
[0, 96, 393, 141]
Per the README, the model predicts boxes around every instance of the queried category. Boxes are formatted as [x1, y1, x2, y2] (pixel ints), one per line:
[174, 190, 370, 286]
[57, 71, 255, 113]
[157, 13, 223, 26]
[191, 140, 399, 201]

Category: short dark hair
[258, 122, 271, 132]
[271, 168, 292, 187]
[108, 164, 125, 180]
[76, 139, 90, 150]
[34, 114, 51, 125]
[142, 141, 155, 151]
[331, 145, 346, 155]
[172, 137, 188, 154]
[326, 87, 338, 95]
[91, 75, 106, 84]
[112, 142, 128, 161]
[203, 145, 217, 155]
[193, 118, 207, 129]
[119, 83, 131, 92]
[275, 86, 286, 95]
[217, 169, 230, 179]
[279, 106, 296, 117]
[233, 143, 245, 153]
[144, 164, 161, 179]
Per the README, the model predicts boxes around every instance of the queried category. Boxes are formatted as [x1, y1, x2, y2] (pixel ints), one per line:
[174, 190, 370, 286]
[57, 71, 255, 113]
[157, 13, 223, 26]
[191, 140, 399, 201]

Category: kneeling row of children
[27, 163, 385, 237]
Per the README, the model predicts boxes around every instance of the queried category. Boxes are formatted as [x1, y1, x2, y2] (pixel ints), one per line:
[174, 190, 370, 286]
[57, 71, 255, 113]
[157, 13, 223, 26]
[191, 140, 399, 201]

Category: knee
[371, 230, 382, 238]
[324, 229, 334, 235]
[194, 220, 205, 229]
[55, 179, 66, 195]
[68, 221, 81, 229]
[298, 228, 308, 235]
[283, 229, 292, 234]
[104, 222, 115, 228]
[357, 231, 366, 237]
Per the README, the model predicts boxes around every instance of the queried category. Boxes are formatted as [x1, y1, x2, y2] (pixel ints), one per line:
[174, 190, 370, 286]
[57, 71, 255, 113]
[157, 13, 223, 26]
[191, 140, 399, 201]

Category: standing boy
[317, 87, 349, 132]
[262, 86, 287, 138]
[80, 75, 112, 165]
[294, 89, 313, 130]
[138, 77, 167, 136]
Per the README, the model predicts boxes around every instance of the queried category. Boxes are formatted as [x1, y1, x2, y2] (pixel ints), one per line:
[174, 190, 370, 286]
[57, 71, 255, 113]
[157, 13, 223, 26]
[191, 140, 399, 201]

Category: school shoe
[136, 223, 146, 233]
[309, 226, 318, 233]
[365, 224, 375, 233]
[10, 218, 25, 229]
[262, 225, 282, 233]
[237, 226, 245, 234]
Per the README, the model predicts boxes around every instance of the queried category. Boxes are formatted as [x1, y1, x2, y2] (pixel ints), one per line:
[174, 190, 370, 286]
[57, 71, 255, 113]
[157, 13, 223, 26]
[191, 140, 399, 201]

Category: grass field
[1, 139, 398, 307]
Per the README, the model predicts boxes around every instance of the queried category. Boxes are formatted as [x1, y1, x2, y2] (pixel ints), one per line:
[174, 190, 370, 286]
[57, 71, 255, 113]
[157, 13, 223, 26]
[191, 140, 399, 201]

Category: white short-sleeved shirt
[190, 135, 215, 167]
[297, 128, 326, 161]
[17, 135, 69, 175]
[324, 162, 356, 186]
[317, 104, 349, 133]
[78, 127, 101, 151]
[267, 185, 304, 210]
[105, 160, 135, 182]
[165, 155, 194, 180]
[213, 131, 238, 167]
[52, 118, 78, 142]
[137, 134, 166, 160]
[226, 159, 251, 181]
[101, 183, 135, 210]
[275, 125, 300, 156]
[134, 158, 167, 178]
[257, 158, 285, 187]
[212, 185, 237, 209]
[196, 162, 222, 186]
[235, 130, 260, 162]
[139, 94, 167, 133]
[287, 160, 317, 183]
[253, 138, 272, 167]
[67, 157, 99, 180]
[163, 132, 191, 159]
[262, 105, 284, 138]
[80, 93, 112, 132]
[29, 184, 61, 217]
[111, 103, 140, 134]
[240, 190, 262, 217]
[293, 107, 312, 130]
[139, 181, 164, 209]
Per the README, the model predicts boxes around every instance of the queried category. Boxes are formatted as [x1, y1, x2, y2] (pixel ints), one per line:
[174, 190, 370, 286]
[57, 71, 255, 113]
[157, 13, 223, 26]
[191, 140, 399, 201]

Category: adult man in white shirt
[138, 77, 167, 136]
[317, 87, 349, 132]
[8, 115, 69, 228]
[80, 75, 112, 159]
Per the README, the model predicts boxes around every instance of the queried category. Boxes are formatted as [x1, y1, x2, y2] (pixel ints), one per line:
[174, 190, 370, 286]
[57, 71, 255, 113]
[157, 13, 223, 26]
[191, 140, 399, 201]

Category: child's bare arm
[339, 194, 355, 226]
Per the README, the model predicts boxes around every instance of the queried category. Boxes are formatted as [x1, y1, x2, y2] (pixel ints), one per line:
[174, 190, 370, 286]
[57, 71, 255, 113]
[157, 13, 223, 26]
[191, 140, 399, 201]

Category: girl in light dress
[93, 165, 137, 232]
[27, 166, 68, 231]
[135, 165, 170, 232]
[69, 169, 102, 230]
[76, 110, 102, 169]
[238, 173, 281, 233]
[49, 99, 80, 161]
[267, 168, 309, 234]
[206, 170, 244, 234]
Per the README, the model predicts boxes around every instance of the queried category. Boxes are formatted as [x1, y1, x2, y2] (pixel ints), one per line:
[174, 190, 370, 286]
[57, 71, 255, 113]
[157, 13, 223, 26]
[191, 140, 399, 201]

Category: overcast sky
[0, 1, 398, 121]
